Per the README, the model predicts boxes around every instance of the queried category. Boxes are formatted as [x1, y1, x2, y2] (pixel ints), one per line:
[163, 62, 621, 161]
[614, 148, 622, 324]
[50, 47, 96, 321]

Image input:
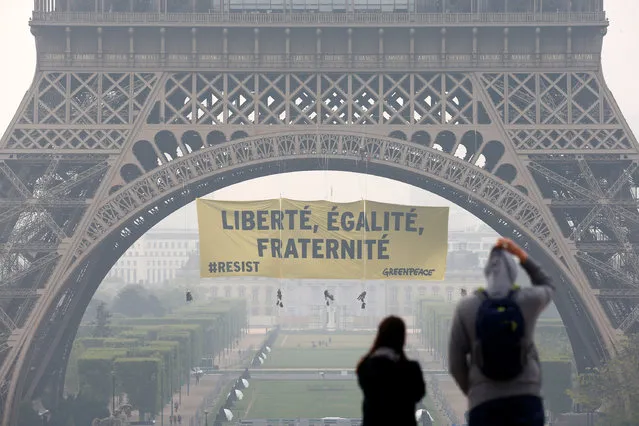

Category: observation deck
[32, 0, 607, 27]
[29, 1, 609, 73]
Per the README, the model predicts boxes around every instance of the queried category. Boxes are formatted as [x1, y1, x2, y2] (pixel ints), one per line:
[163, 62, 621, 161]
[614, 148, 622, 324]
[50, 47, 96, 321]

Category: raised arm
[521, 256, 554, 289]
[496, 238, 554, 311]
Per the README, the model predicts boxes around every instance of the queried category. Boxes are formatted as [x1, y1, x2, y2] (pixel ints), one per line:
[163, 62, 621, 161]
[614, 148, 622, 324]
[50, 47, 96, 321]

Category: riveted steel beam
[594, 289, 639, 298]
[0, 199, 90, 208]
[618, 305, 639, 332]
[0, 243, 59, 253]
[0, 290, 44, 300]
[549, 199, 638, 207]
[0, 253, 60, 287]
[0, 310, 16, 332]
[576, 251, 637, 286]
[576, 242, 639, 253]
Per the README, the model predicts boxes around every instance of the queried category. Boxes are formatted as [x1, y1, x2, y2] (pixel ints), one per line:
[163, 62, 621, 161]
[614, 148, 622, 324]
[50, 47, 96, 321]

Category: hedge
[115, 357, 162, 418]
[77, 349, 128, 403]
[67, 298, 247, 418]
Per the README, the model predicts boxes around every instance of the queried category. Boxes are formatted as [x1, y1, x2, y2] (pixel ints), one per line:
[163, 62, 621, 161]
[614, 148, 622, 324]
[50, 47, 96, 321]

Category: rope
[276, 142, 286, 325]
[361, 144, 369, 302]
[277, 163, 283, 326]
[182, 162, 188, 293]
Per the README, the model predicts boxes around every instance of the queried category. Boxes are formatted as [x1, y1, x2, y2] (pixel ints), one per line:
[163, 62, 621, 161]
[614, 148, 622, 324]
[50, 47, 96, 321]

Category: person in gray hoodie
[447, 238, 554, 426]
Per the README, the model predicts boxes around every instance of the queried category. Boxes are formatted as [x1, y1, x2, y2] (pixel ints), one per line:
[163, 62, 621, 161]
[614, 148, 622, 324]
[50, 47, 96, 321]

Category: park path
[172, 331, 267, 426]
[407, 334, 467, 425]
[128, 330, 267, 426]
[219, 332, 267, 369]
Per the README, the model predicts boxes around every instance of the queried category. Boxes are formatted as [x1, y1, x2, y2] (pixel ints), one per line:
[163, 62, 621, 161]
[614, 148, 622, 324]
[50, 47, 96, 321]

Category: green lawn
[232, 379, 447, 424]
[234, 380, 363, 419]
[262, 333, 373, 369]
[263, 348, 365, 369]
[224, 334, 448, 424]
[276, 333, 374, 349]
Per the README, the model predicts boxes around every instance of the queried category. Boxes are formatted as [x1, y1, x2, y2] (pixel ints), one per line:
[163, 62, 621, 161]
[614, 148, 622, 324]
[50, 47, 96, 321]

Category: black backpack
[475, 288, 527, 381]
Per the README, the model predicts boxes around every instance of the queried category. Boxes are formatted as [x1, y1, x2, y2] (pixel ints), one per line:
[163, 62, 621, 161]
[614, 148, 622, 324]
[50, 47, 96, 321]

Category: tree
[146, 294, 166, 317]
[541, 361, 573, 417]
[111, 285, 166, 318]
[91, 302, 112, 338]
[571, 335, 639, 425]
[115, 358, 161, 418]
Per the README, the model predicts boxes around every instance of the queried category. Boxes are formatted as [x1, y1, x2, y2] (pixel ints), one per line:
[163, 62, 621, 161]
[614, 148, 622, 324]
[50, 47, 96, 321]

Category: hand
[495, 238, 528, 262]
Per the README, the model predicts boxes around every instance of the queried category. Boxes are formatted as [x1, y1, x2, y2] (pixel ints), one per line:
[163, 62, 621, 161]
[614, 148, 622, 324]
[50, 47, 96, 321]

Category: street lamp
[160, 371, 164, 426]
[169, 358, 174, 418]
[187, 350, 191, 397]
[204, 410, 209, 426]
[111, 371, 116, 416]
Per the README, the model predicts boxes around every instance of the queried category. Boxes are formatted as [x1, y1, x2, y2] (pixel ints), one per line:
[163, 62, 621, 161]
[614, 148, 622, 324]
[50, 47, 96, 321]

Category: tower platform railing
[30, 11, 607, 27]
[36, 51, 601, 70]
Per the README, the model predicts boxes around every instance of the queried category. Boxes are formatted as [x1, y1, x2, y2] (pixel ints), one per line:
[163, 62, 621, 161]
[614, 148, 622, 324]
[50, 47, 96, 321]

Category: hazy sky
[0, 2, 636, 231]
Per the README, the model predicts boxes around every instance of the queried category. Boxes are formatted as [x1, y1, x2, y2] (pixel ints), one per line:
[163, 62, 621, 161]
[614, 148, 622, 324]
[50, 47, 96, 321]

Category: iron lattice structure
[1, 0, 637, 423]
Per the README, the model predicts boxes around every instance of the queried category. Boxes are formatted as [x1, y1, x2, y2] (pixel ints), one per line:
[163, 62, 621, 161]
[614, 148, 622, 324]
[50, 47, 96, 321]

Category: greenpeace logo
[382, 268, 436, 277]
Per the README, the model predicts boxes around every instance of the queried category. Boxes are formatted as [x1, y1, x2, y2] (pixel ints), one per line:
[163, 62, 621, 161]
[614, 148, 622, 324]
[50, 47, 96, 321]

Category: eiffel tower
[0, 0, 636, 423]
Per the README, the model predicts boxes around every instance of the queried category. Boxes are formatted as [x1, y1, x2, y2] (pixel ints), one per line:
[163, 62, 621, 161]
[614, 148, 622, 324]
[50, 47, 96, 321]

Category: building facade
[104, 229, 200, 284]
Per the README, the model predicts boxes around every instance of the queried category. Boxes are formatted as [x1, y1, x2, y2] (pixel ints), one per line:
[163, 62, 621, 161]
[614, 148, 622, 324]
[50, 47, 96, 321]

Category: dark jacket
[357, 348, 426, 426]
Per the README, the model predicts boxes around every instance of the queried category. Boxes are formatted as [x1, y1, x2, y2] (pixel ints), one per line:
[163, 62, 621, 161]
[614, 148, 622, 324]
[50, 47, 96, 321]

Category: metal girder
[612, 207, 639, 228]
[0, 199, 89, 208]
[570, 205, 602, 240]
[618, 305, 639, 332]
[0, 309, 16, 332]
[33, 159, 59, 197]
[531, 160, 639, 203]
[534, 160, 639, 278]
[595, 289, 639, 298]
[607, 162, 638, 197]
[550, 199, 638, 207]
[576, 242, 639, 253]
[0, 162, 105, 229]
[576, 251, 637, 286]
[0, 253, 60, 287]
[37, 214, 67, 241]
[0, 289, 43, 300]
[527, 154, 625, 162]
[528, 162, 595, 200]
[48, 161, 109, 198]
[577, 157, 604, 196]
[601, 206, 639, 276]
[0, 243, 58, 253]
[0, 163, 30, 199]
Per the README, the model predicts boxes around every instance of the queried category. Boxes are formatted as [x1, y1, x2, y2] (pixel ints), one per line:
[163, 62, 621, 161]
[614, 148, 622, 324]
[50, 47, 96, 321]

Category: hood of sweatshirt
[483, 247, 518, 298]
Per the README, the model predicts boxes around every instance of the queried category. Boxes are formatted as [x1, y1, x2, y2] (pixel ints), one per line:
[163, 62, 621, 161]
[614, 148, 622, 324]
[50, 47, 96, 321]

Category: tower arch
[4, 132, 614, 424]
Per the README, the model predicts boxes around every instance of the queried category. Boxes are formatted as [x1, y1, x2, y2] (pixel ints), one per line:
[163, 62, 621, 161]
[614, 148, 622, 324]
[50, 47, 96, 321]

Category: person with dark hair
[357, 316, 426, 426]
[448, 238, 554, 426]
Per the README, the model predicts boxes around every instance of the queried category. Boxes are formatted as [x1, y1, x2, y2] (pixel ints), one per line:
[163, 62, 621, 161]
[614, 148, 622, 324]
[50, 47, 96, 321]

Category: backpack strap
[475, 288, 487, 299]
[506, 285, 521, 299]
[477, 286, 521, 300]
